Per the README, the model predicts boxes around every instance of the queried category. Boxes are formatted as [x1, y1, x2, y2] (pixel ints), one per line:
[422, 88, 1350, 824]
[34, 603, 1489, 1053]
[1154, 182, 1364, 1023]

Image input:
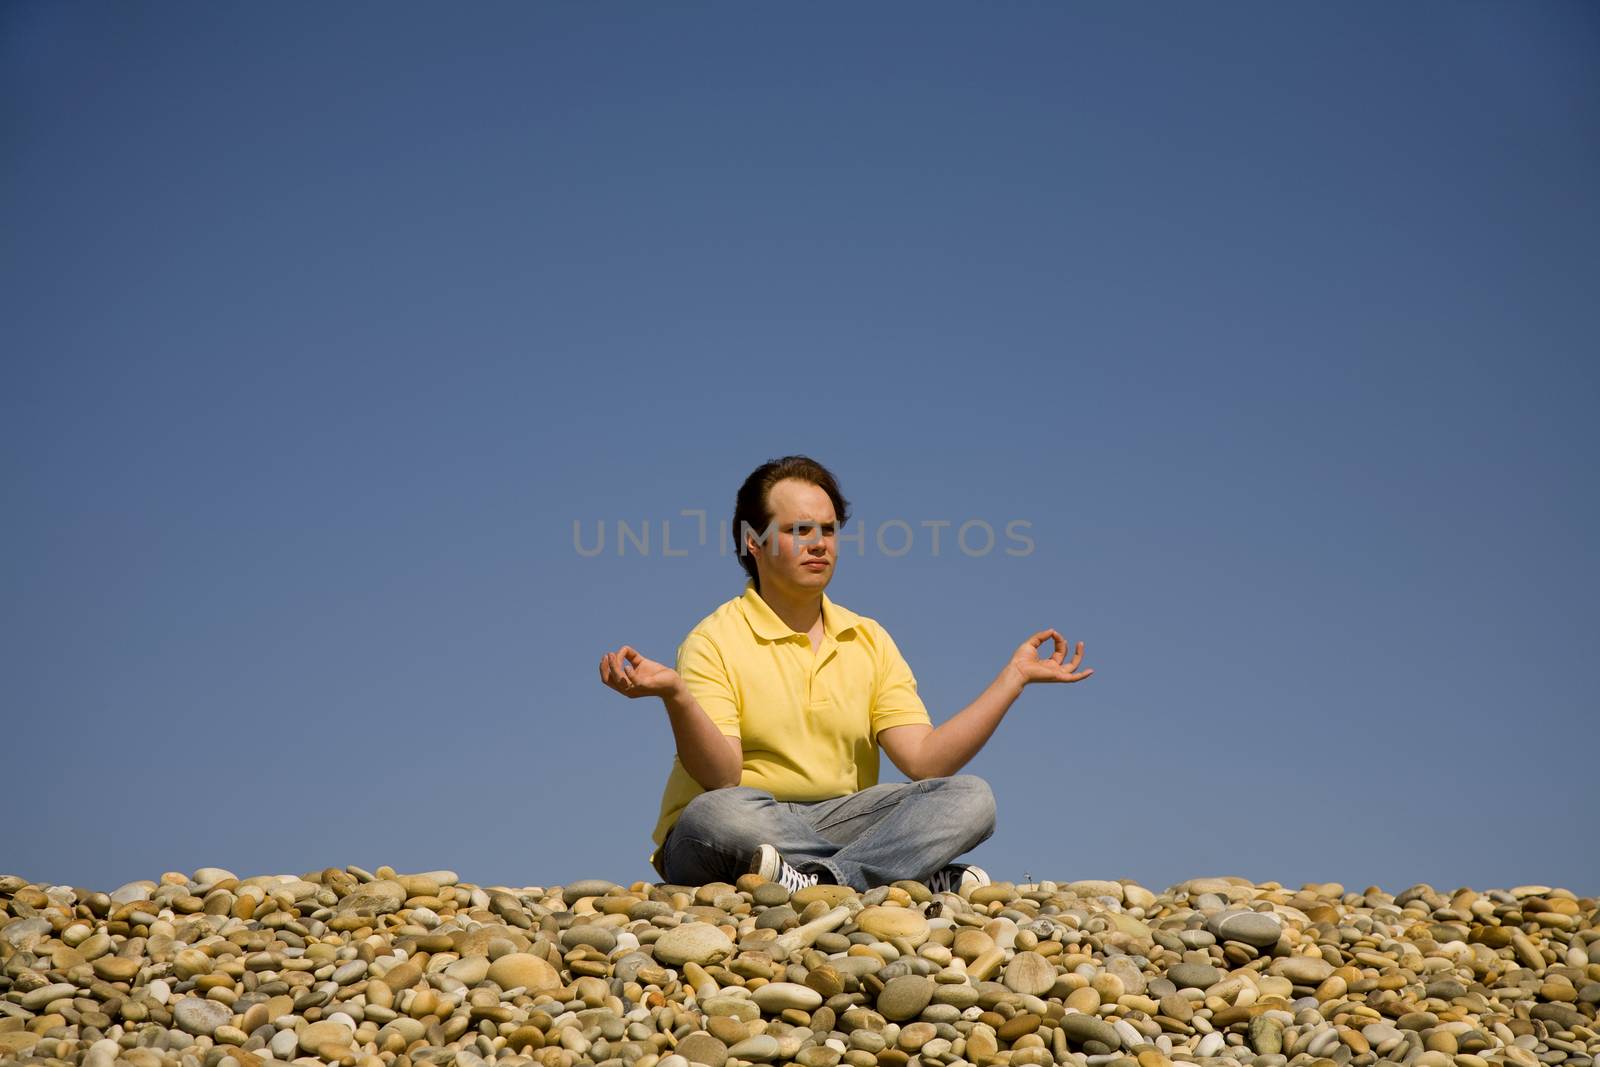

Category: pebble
[654, 921, 734, 965]
[172, 997, 231, 1036]
[877, 973, 935, 1020]
[752, 981, 824, 1012]
[727, 1033, 781, 1061]
[1209, 908, 1284, 948]
[1168, 962, 1224, 988]
[1059, 1011, 1122, 1049]
[1003, 949, 1057, 995]
[0, 868, 1591, 1067]
[1272, 953, 1335, 983]
[855, 905, 930, 945]
[676, 1031, 729, 1067]
[487, 951, 562, 992]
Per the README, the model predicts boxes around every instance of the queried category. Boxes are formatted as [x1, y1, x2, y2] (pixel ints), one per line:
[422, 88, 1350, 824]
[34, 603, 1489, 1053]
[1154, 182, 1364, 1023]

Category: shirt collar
[738, 578, 860, 642]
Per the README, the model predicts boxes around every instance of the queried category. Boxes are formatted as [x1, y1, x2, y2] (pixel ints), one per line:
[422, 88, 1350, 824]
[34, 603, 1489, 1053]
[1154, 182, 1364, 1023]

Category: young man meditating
[598, 455, 1094, 892]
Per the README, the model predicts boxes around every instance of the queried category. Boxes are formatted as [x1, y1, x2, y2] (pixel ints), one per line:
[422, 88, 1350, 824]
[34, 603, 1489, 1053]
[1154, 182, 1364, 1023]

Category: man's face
[748, 477, 838, 593]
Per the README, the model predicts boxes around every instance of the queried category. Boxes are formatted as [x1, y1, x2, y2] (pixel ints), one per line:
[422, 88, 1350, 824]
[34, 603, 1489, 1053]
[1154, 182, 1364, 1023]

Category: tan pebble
[378, 961, 423, 991]
[953, 929, 995, 962]
[240, 1003, 269, 1033]
[93, 956, 141, 982]
[968, 947, 1005, 982]
[410, 989, 439, 1018]
[966, 1026, 999, 1066]
[1511, 932, 1544, 970]
[855, 906, 930, 947]
[487, 953, 562, 994]
[1092, 972, 1125, 1000]
[1158, 992, 1193, 1021]
[365, 978, 392, 1010]
[1067, 987, 1101, 1013]
[299, 1020, 354, 1054]
[1003, 952, 1057, 996]
[214, 1025, 249, 1046]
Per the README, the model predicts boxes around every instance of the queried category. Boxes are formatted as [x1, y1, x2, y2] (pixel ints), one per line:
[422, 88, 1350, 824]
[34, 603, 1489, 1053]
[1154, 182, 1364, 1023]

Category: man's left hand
[1005, 630, 1094, 687]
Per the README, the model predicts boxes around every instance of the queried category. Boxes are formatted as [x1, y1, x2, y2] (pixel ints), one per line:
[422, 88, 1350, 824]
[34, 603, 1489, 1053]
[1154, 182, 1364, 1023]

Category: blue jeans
[658, 775, 996, 890]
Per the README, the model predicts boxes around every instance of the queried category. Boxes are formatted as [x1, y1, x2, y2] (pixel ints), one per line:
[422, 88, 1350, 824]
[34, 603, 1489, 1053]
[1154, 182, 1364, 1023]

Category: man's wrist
[999, 663, 1028, 696]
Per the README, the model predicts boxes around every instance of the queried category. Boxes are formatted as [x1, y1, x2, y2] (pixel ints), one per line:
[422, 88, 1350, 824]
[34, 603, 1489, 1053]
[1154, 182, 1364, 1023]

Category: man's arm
[662, 679, 744, 789]
[878, 664, 1026, 780]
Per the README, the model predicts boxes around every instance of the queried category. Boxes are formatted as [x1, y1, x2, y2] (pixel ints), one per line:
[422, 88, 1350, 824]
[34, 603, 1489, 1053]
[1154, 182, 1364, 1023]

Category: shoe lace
[777, 859, 818, 893]
[926, 866, 962, 894]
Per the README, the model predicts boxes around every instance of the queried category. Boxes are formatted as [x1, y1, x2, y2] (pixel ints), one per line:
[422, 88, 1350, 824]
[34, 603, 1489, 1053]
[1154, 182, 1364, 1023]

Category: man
[598, 455, 1094, 892]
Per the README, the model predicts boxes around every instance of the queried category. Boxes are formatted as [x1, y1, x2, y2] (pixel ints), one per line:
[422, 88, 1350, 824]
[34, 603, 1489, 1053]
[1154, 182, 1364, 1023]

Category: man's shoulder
[680, 591, 750, 648]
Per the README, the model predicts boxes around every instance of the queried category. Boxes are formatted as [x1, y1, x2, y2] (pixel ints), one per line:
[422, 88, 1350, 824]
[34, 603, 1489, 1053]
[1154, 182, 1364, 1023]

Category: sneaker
[926, 863, 991, 896]
[749, 843, 820, 893]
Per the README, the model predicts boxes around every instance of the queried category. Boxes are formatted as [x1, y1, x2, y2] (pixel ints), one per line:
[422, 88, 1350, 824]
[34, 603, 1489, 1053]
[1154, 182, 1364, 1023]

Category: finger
[1049, 629, 1066, 664]
[1026, 629, 1052, 651]
[1066, 641, 1084, 671]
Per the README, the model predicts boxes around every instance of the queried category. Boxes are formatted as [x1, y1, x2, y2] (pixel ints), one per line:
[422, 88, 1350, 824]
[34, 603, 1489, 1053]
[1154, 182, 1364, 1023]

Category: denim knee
[671, 786, 778, 856]
[936, 774, 997, 843]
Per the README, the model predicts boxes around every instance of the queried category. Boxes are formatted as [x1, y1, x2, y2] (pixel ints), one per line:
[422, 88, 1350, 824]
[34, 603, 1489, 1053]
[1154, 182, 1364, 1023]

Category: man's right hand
[599, 646, 680, 700]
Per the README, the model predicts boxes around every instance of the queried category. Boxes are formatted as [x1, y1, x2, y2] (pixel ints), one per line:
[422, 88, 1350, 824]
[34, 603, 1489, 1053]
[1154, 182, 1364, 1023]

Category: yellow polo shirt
[649, 579, 933, 873]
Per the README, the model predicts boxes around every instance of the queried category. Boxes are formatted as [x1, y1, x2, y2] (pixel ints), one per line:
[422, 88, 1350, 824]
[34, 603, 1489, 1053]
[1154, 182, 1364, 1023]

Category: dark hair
[733, 455, 852, 591]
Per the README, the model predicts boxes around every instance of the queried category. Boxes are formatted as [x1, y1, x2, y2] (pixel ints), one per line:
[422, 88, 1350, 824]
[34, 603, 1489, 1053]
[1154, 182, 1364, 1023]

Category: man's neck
[757, 581, 823, 637]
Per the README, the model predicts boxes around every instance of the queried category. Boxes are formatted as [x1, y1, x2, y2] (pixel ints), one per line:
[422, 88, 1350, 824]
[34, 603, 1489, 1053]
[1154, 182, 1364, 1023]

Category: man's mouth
[803, 560, 829, 569]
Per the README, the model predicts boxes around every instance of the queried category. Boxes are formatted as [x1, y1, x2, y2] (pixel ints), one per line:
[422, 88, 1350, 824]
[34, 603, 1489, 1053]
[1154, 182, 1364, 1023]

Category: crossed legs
[658, 775, 996, 890]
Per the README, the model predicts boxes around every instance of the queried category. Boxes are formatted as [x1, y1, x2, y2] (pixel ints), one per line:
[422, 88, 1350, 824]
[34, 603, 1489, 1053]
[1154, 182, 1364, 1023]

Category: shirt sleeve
[675, 631, 742, 737]
[869, 623, 933, 738]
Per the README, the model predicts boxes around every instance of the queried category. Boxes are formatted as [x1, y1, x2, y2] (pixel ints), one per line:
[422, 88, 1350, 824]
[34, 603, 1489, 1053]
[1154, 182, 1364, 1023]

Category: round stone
[877, 974, 934, 1021]
[1003, 951, 1057, 996]
[1272, 955, 1334, 984]
[93, 956, 140, 982]
[1247, 1015, 1284, 1054]
[83, 1039, 120, 1067]
[855, 906, 930, 946]
[676, 1031, 730, 1067]
[337, 879, 406, 915]
[1058, 1012, 1121, 1049]
[753, 882, 791, 907]
[1167, 962, 1224, 989]
[378, 960, 424, 990]
[953, 928, 996, 961]
[727, 1034, 780, 1062]
[1209, 909, 1283, 948]
[751, 981, 824, 1013]
[299, 1019, 354, 1054]
[898, 1022, 938, 1051]
[173, 998, 231, 1037]
[486, 952, 562, 993]
[563, 879, 620, 902]
[654, 922, 734, 966]
[561, 925, 618, 953]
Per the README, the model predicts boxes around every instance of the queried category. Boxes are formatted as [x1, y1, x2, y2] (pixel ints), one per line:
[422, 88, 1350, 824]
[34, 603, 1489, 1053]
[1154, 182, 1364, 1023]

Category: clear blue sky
[3, 2, 1596, 896]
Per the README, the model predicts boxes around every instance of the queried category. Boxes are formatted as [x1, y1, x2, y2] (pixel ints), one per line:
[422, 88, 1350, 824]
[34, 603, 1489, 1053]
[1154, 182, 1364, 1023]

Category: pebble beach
[1, 870, 1594, 1067]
